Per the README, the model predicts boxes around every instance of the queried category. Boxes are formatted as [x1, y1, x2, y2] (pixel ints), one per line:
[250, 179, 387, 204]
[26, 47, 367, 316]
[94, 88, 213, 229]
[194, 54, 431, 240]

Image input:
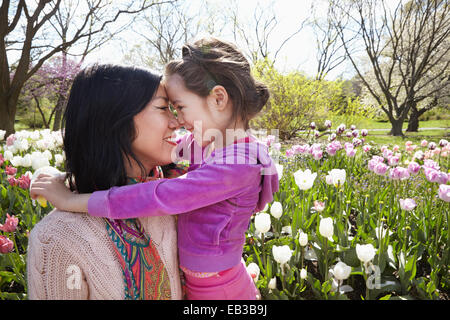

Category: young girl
[31, 38, 279, 300]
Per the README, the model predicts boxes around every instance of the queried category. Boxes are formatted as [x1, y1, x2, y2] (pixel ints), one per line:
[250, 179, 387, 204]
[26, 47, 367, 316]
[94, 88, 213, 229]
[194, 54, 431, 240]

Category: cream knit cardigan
[26, 209, 182, 300]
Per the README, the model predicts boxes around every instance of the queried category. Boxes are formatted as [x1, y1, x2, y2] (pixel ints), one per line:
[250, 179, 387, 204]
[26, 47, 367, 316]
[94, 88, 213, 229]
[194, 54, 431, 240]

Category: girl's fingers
[37, 173, 52, 179]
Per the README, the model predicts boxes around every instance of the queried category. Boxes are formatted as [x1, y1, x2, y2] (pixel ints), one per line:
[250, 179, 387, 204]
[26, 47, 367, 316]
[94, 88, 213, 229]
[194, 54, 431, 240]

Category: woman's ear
[208, 85, 229, 111]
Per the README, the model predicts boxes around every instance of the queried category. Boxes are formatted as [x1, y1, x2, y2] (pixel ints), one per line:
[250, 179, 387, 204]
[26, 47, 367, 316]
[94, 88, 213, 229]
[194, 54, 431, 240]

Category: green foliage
[250, 59, 370, 140]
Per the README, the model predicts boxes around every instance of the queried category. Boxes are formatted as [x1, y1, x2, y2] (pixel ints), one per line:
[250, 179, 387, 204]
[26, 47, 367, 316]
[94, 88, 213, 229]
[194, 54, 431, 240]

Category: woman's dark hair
[165, 37, 270, 130]
[63, 64, 162, 193]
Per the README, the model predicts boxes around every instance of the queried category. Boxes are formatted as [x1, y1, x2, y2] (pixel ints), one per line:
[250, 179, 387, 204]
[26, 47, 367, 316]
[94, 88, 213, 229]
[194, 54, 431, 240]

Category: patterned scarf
[105, 166, 171, 300]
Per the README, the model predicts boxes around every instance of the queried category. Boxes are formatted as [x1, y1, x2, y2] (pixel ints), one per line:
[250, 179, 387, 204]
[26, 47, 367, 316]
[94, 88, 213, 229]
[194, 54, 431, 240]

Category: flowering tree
[18, 55, 81, 130]
[0, 0, 167, 136]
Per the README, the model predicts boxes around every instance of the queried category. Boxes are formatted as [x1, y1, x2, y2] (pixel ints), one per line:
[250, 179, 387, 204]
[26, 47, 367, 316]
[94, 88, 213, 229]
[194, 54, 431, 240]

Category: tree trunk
[389, 119, 404, 137]
[52, 94, 66, 131]
[0, 96, 17, 136]
[406, 106, 420, 132]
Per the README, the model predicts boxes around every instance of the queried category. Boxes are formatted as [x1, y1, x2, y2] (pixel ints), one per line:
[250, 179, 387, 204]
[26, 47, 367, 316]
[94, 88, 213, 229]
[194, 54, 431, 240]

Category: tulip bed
[0, 126, 449, 300]
[244, 125, 449, 300]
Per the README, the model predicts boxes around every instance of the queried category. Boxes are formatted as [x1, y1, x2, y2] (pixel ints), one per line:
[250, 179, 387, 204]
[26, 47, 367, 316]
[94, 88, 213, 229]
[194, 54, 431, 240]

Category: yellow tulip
[37, 196, 47, 208]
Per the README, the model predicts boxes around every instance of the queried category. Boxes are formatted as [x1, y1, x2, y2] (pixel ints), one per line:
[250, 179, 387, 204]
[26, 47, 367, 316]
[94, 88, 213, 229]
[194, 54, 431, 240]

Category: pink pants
[184, 260, 259, 300]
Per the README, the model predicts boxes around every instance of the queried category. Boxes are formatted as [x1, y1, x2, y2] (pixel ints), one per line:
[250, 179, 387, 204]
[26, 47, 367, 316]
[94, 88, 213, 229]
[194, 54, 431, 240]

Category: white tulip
[327, 169, 346, 188]
[254, 212, 271, 233]
[43, 149, 53, 161]
[270, 201, 283, 219]
[293, 169, 317, 190]
[0, 130, 6, 140]
[31, 152, 50, 170]
[55, 154, 64, 166]
[298, 232, 308, 246]
[22, 154, 32, 167]
[4, 150, 13, 161]
[356, 244, 376, 263]
[300, 268, 307, 279]
[10, 155, 23, 167]
[268, 277, 277, 289]
[319, 217, 334, 239]
[246, 263, 260, 283]
[333, 261, 352, 280]
[275, 163, 283, 181]
[272, 245, 293, 265]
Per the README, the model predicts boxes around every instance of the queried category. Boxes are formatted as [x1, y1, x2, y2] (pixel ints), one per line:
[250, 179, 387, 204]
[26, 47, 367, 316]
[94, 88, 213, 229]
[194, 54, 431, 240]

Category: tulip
[270, 201, 283, 219]
[438, 184, 450, 202]
[300, 268, 307, 279]
[439, 139, 448, 148]
[361, 129, 368, 137]
[298, 232, 308, 246]
[421, 140, 428, 147]
[313, 200, 325, 213]
[373, 162, 389, 176]
[325, 120, 332, 128]
[399, 198, 417, 211]
[0, 214, 19, 232]
[5, 165, 17, 176]
[246, 263, 260, 283]
[254, 213, 271, 233]
[319, 217, 334, 239]
[275, 163, 283, 180]
[268, 277, 277, 290]
[0, 236, 14, 253]
[389, 167, 410, 180]
[407, 162, 421, 175]
[356, 244, 376, 263]
[272, 245, 293, 265]
[326, 169, 346, 188]
[0, 130, 6, 140]
[310, 122, 316, 130]
[332, 261, 352, 281]
[293, 169, 317, 190]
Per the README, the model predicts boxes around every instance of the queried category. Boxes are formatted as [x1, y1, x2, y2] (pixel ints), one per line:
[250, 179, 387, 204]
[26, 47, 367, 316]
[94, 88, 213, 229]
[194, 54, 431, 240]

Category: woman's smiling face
[129, 85, 179, 177]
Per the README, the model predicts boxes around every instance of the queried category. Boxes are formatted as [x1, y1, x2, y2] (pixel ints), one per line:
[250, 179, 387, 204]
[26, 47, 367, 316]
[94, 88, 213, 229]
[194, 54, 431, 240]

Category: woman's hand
[30, 174, 90, 213]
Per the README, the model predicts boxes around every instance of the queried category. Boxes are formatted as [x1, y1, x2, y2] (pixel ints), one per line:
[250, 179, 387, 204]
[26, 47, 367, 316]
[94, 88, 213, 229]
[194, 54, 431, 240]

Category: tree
[18, 55, 80, 129]
[227, 0, 309, 65]
[1, 0, 166, 135]
[331, 0, 450, 136]
[123, 0, 220, 71]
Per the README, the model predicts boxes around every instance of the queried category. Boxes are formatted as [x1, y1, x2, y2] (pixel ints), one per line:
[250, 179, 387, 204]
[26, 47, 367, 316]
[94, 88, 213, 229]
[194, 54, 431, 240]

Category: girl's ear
[208, 85, 229, 111]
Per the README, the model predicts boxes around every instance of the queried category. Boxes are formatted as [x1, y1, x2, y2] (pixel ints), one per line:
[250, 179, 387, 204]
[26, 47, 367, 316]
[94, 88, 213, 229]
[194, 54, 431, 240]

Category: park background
[0, 0, 449, 300]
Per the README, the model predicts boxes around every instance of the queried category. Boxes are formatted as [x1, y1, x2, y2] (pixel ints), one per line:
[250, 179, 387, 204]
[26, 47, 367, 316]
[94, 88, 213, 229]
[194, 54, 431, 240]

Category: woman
[26, 64, 184, 299]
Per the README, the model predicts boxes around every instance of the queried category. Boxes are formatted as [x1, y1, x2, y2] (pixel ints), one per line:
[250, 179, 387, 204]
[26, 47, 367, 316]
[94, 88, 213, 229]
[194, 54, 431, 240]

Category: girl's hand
[30, 174, 89, 213]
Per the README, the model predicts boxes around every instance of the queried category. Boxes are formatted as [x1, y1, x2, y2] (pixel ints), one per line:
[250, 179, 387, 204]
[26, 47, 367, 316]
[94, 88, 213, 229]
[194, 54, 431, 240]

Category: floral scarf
[105, 166, 171, 300]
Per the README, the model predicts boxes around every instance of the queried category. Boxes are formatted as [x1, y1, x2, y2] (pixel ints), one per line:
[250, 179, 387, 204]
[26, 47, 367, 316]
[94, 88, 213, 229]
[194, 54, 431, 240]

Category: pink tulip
[388, 156, 400, 166]
[393, 145, 400, 152]
[312, 150, 323, 160]
[407, 162, 421, 175]
[405, 141, 413, 147]
[285, 149, 294, 158]
[7, 176, 18, 187]
[313, 200, 325, 212]
[389, 167, 410, 180]
[0, 153, 4, 167]
[5, 165, 17, 176]
[346, 148, 356, 157]
[0, 214, 18, 233]
[0, 236, 14, 253]
[399, 198, 417, 211]
[374, 162, 389, 176]
[438, 184, 450, 202]
[421, 140, 428, 147]
[17, 174, 31, 190]
[6, 134, 16, 146]
[363, 145, 371, 152]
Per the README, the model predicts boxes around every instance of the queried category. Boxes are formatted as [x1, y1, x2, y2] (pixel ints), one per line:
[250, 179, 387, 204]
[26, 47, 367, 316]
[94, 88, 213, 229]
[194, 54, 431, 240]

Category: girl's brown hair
[165, 37, 269, 130]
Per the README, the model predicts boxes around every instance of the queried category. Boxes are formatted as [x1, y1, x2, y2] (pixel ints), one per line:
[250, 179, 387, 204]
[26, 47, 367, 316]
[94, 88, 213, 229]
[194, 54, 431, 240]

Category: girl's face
[129, 85, 179, 177]
[164, 74, 232, 147]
